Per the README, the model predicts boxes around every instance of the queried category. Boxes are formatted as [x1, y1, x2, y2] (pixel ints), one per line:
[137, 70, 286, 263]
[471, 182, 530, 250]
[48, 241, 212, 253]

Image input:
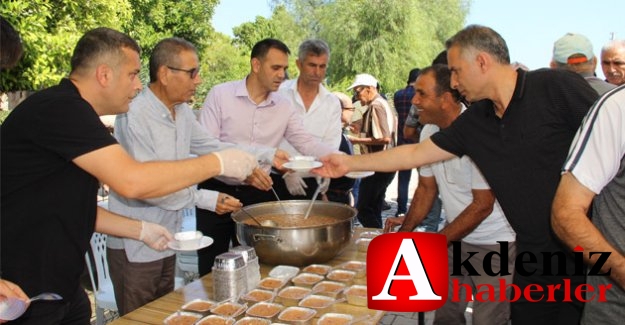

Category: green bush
[0, 110, 11, 124]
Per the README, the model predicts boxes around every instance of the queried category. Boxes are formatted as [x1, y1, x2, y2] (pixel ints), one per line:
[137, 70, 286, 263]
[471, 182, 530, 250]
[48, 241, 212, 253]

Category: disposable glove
[284, 173, 308, 196]
[139, 221, 173, 251]
[213, 148, 258, 181]
[315, 176, 331, 194]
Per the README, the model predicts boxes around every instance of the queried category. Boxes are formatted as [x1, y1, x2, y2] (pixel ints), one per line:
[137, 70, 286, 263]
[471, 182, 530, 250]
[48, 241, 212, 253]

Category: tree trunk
[6, 90, 33, 110]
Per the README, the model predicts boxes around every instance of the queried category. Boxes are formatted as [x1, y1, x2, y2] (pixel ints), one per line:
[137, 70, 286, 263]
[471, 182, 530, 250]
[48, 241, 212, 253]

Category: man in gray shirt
[550, 33, 615, 95]
[107, 37, 284, 315]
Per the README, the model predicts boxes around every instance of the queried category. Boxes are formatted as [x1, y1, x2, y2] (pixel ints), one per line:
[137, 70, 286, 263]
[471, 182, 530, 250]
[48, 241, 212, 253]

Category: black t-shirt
[1, 79, 117, 300]
[431, 68, 599, 252]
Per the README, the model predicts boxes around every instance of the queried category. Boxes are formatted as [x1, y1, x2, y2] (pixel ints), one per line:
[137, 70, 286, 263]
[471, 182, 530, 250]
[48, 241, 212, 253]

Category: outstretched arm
[314, 138, 455, 178]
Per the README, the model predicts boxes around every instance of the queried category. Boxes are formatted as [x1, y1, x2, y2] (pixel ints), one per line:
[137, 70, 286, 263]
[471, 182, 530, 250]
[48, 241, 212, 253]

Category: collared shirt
[431, 68, 598, 249]
[420, 104, 514, 245]
[199, 78, 336, 184]
[577, 71, 617, 95]
[107, 87, 265, 262]
[277, 78, 342, 157]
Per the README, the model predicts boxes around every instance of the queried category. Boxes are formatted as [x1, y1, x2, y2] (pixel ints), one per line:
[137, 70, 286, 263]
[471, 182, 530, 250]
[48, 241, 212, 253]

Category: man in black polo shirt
[314, 25, 598, 325]
[1, 27, 257, 324]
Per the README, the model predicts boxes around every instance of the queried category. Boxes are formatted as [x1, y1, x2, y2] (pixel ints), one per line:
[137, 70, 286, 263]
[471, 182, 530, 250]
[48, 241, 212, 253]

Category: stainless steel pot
[231, 200, 357, 266]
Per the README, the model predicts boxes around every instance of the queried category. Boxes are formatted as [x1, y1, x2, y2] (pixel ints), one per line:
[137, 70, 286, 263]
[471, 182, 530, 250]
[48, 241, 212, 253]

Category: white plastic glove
[213, 148, 258, 181]
[315, 176, 331, 194]
[139, 221, 174, 251]
[284, 173, 308, 196]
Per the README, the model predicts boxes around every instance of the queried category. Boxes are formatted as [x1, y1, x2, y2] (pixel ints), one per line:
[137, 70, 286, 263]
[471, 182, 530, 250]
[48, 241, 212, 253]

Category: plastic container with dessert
[268, 265, 300, 280]
[290, 273, 324, 288]
[234, 316, 272, 325]
[297, 294, 338, 314]
[276, 306, 317, 325]
[316, 312, 353, 325]
[276, 286, 311, 307]
[196, 314, 236, 325]
[343, 285, 367, 307]
[358, 231, 380, 239]
[242, 289, 275, 304]
[210, 301, 248, 318]
[245, 301, 284, 320]
[163, 311, 203, 325]
[301, 264, 331, 276]
[311, 281, 346, 299]
[354, 238, 372, 253]
[181, 299, 217, 315]
[326, 269, 356, 285]
[336, 261, 366, 278]
[257, 277, 287, 291]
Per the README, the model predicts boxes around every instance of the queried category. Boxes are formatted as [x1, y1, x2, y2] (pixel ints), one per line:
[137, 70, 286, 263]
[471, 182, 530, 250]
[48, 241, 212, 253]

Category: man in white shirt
[275, 39, 342, 199]
[384, 64, 516, 325]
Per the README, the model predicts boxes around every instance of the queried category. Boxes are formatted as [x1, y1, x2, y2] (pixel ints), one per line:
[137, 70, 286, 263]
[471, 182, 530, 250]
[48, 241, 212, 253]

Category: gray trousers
[434, 241, 516, 325]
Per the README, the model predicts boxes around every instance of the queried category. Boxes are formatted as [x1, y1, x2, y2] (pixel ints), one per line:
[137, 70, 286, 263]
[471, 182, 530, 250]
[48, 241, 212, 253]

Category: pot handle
[253, 233, 282, 243]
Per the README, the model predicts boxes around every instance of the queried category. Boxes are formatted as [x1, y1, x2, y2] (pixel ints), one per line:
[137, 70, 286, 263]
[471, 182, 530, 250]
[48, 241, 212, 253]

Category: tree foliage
[271, 0, 468, 92]
[1, 0, 469, 100]
[0, 0, 132, 91]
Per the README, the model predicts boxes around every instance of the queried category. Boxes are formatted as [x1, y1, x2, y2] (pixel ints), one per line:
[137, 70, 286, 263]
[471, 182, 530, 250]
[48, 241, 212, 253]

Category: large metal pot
[231, 200, 357, 266]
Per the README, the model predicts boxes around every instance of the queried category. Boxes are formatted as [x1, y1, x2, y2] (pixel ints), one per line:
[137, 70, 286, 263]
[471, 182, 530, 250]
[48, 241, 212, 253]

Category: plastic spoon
[0, 292, 62, 321]
[303, 183, 322, 220]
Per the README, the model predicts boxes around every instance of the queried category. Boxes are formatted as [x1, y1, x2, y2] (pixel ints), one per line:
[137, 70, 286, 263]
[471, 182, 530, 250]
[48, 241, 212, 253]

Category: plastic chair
[176, 208, 199, 283]
[85, 232, 118, 325]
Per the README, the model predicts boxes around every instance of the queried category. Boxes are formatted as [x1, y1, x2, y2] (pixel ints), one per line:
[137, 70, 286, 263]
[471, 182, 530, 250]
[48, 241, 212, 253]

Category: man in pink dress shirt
[196, 38, 337, 275]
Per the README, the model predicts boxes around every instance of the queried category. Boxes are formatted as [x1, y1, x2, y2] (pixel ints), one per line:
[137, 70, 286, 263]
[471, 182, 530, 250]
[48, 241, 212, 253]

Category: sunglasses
[167, 66, 200, 79]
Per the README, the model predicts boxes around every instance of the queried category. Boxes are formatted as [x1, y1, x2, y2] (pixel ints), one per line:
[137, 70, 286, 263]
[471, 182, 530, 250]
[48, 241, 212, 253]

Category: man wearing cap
[274, 39, 342, 200]
[347, 73, 397, 228]
[551, 33, 615, 95]
[600, 39, 625, 86]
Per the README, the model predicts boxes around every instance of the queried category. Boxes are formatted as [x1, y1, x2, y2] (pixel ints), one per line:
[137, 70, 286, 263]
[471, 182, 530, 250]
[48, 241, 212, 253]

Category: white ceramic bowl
[174, 230, 203, 250]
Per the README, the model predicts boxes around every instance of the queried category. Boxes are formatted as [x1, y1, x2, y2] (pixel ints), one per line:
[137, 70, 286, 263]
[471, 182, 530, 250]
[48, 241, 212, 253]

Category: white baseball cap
[347, 73, 378, 90]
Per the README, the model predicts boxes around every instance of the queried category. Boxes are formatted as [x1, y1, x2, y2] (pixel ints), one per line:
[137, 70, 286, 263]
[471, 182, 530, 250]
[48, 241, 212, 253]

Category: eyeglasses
[167, 66, 200, 79]
[342, 107, 355, 111]
[353, 87, 365, 96]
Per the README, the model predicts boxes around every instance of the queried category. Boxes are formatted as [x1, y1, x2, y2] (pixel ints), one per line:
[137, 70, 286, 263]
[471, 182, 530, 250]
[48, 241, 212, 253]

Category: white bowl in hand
[174, 231, 203, 250]
[284, 156, 322, 171]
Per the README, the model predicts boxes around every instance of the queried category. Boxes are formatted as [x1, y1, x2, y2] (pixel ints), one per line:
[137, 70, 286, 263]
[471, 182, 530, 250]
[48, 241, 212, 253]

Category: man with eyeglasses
[383, 64, 515, 325]
[346, 73, 397, 228]
[600, 39, 625, 86]
[106, 37, 282, 315]
[197, 38, 337, 276]
[2, 28, 258, 324]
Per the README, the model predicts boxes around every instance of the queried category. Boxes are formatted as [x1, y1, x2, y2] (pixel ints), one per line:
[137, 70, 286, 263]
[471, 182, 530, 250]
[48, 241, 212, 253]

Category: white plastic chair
[85, 232, 118, 325]
[176, 208, 199, 283]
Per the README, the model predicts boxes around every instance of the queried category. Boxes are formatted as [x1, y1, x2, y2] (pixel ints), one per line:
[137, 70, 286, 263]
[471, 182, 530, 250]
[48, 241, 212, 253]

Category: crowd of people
[2, 13, 625, 325]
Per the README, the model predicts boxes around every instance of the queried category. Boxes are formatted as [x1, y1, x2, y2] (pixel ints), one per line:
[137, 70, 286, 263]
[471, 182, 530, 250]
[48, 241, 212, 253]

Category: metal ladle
[239, 207, 277, 228]
[270, 186, 288, 216]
